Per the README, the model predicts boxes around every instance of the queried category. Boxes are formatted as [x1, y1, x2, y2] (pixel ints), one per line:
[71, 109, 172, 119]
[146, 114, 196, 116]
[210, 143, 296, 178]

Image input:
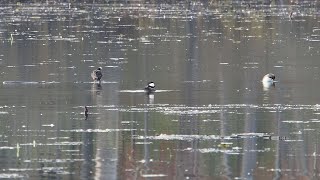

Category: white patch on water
[231, 133, 272, 139]
[162, 109, 221, 115]
[0, 146, 15, 149]
[121, 121, 134, 124]
[119, 90, 145, 93]
[59, 66, 76, 69]
[77, 81, 118, 84]
[105, 66, 119, 68]
[183, 80, 211, 83]
[47, 137, 70, 140]
[42, 124, 55, 127]
[202, 119, 220, 122]
[3, 81, 60, 85]
[46, 142, 83, 146]
[119, 90, 178, 93]
[198, 148, 240, 154]
[135, 142, 153, 145]
[25, 158, 84, 163]
[141, 174, 167, 178]
[61, 149, 80, 152]
[282, 121, 309, 124]
[0, 173, 26, 178]
[8, 168, 41, 172]
[308, 39, 320, 42]
[81, 59, 94, 62]
[135, 134, 221, 141]
[60, 128, 135, 133]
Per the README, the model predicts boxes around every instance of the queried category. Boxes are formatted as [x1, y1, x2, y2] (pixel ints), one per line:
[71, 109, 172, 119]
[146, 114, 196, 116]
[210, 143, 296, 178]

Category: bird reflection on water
[91, 83, 102, 96]
[147, 94, 154, 104]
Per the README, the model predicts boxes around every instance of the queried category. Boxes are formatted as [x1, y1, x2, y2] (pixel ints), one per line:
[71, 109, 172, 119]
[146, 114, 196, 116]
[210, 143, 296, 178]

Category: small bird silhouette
[84, 106, 88, 119]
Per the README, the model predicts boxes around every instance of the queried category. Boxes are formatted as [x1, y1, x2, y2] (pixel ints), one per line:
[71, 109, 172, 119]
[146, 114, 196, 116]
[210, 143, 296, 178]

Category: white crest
[148, 82, 155, 88]
[262, 74, 274, 83]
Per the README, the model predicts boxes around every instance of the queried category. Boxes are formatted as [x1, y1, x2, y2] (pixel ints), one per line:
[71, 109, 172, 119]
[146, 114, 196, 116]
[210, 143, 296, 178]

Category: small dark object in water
[263, 135, 286, 140]
[289, 11, 293, 19]
[91, 67, 103, 84]
[144, 82, 155, 94]
[84, 106, 88, 119]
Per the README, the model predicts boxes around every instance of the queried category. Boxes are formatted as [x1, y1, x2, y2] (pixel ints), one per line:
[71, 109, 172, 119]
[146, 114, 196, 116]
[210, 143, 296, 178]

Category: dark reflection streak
[295, 112, 308, 176]
[91, 83, 102, 96]
[142, 95, 151, 177]
[241, 108, 257, 179]
[264, 15, 271, 74]
[241, 55, 258, 179]
[129, 96, 137, 179]
[37, 113, 44, 178]
[177, 17, 199, 179]
[80, 120, 95, 180]
[218, 51, 232, 179]
[96, 65, 121, 179]
[80, 84, 103, 179]
[286, 19, 309, 175]
[274, 110, 282, 180]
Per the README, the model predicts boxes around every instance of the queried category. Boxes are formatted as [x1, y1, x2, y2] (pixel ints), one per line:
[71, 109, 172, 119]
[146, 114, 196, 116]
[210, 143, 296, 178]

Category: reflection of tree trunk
[80, 65, 120, 179]
[218, 47, 232, 179]
[81, 120, 95, 179]
[176, 17, 200, 178]
[94, 83, 120, 180]
[241, 109, 257, 179]
[241, 59, 258, 179]
[142, 96, 151, 175]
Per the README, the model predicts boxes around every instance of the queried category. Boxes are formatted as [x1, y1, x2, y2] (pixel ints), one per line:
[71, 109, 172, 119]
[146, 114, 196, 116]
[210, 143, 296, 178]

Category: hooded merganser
[262, 73, 276, 89]
[144, 82, 155, 94]
[262, 73, 275, 83]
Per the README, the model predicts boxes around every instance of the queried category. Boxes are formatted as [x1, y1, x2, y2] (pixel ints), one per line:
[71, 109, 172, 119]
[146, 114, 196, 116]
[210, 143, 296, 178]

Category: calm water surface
[1, 2, 320, 179]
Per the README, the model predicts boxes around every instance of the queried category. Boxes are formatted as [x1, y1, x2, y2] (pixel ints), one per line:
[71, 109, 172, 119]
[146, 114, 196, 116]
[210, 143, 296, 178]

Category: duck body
[91, 67, 103, 83]
[144, 82, 156, 94]
[262, 73, 275, 88]
[262, 73, 275, 83]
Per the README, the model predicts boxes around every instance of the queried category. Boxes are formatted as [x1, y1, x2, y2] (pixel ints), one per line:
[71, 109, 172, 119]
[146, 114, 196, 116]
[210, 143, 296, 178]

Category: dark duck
[91, 67, 103, 84]
[84, 106, 88, 119]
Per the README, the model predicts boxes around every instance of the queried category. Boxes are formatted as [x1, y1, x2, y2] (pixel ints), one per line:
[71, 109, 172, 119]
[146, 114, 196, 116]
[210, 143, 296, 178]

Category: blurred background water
[1, 1, 320, 179]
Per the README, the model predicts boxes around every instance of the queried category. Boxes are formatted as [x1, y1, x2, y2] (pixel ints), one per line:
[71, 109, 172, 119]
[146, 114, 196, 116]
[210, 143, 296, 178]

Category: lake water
[1, 1, 320, 179]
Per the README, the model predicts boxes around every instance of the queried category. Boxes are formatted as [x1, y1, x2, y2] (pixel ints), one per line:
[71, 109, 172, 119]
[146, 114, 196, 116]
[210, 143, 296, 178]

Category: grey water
[0, 1, 320, 179]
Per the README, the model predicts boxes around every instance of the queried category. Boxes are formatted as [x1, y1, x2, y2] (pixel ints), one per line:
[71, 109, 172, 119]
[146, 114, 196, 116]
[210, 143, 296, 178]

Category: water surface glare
[0, 1, 320, 179]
